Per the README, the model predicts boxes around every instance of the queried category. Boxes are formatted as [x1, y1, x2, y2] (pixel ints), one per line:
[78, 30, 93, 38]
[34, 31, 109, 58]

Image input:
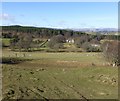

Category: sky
[1, 2, 118, 28]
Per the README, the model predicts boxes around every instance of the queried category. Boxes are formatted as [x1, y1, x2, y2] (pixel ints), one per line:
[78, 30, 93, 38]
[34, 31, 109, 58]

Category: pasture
[2, 49, 118, 100]
[2, 38, 11, 47]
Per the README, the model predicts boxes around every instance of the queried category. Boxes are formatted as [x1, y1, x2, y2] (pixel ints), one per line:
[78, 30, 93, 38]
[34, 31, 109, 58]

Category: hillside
[2, 25, 87, 38]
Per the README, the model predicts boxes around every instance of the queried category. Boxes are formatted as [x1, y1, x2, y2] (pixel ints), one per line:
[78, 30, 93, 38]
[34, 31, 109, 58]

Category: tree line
[2, 25, 86, 39]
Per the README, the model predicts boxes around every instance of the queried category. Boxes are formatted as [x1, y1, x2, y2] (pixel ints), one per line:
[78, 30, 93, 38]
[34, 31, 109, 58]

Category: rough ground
[2, 51, 118, 100]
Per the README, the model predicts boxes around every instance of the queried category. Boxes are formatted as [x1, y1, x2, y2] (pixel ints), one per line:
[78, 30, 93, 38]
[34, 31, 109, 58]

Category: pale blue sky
[1, 2, 118, 28]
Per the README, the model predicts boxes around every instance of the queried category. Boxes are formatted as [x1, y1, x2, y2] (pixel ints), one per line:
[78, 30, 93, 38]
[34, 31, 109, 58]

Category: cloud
[0, 13, 15, 21]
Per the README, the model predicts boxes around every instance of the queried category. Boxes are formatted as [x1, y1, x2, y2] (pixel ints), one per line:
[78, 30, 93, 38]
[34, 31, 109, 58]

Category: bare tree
[10, 33, 33, 51]
[48, 35, 65, 49]
[102, 40, 120, 66]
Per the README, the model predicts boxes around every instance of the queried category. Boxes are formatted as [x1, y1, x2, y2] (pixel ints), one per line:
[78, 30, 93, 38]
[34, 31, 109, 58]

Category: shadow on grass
[1, 57, 32, 64]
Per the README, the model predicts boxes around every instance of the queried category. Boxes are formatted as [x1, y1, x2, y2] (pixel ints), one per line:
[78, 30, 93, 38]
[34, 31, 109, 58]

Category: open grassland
[2, 49, 106, 66]
[2, 49, 118, 100]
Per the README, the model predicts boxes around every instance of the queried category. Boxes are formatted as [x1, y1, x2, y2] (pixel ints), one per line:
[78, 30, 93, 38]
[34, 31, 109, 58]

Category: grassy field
[2, 38, 11, 47]
[2, 49, 118, 100]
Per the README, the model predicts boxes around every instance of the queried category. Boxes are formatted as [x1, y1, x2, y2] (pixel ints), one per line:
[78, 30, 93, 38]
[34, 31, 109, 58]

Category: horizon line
[1, 24, 118, 29]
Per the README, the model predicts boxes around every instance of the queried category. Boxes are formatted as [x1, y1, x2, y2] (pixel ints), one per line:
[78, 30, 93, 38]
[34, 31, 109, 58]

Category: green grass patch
[2, 38, 11, 47]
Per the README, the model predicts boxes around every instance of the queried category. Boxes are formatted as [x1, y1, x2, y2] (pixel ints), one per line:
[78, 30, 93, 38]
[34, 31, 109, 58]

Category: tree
[53, 43, 64, 49]
[90, 39, 100, 44]
[102, 40, 120, 66]
[17, 33, 32, 51]
[74, 37, 82, 48]
[75, 35, 90, 48]
[81, 42, 92, 52]
[10, 34, 19, 50]
[48, 35, 65, 49]
[10, 33, 32, 51]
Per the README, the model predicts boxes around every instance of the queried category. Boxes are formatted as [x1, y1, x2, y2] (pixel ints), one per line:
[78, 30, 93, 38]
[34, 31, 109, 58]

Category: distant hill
[71, 28, 118, 32]
[1, 25, 87, 38]
[1, 25, 119, 40]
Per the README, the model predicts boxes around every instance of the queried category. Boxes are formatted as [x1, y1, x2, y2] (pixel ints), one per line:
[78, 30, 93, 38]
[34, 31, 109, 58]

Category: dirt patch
[57, 60, 78, 63]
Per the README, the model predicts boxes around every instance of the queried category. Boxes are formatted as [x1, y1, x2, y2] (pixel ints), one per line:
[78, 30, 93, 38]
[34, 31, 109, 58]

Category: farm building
[66, 38, 75, 43]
